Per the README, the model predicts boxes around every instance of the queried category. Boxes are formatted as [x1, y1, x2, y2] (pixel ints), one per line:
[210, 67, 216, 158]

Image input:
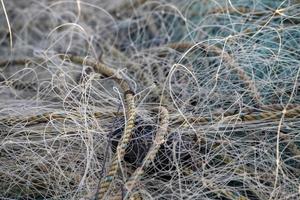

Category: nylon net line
[0, 0, 300, 199]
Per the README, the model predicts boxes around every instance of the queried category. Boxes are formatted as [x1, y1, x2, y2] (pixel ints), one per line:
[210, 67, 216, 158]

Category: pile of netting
[0, 0, 300, 199]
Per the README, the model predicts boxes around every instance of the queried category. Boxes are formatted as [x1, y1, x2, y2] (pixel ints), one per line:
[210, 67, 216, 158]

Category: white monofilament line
[270, 63, 300, 199]
[0, 0, 12, 49]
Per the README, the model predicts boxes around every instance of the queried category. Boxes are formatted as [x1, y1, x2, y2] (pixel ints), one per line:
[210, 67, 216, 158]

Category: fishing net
[0, 0, 300, 199]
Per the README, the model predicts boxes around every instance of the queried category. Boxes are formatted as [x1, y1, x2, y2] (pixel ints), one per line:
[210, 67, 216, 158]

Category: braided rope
[129, 192, 143, 200]
[0, 57, 45, 68]
[167, 42, 262, 106]
[97, 93, 136, 199]
[2, 103, 300, 127]
[125, 106, 169, 200]
[58, 54, 137, 200]
[176, 105, 300, 125]
[102, 42, 169, 106]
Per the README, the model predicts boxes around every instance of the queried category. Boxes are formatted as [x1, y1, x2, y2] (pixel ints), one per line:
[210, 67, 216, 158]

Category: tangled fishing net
[1, 0, 300, 199]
